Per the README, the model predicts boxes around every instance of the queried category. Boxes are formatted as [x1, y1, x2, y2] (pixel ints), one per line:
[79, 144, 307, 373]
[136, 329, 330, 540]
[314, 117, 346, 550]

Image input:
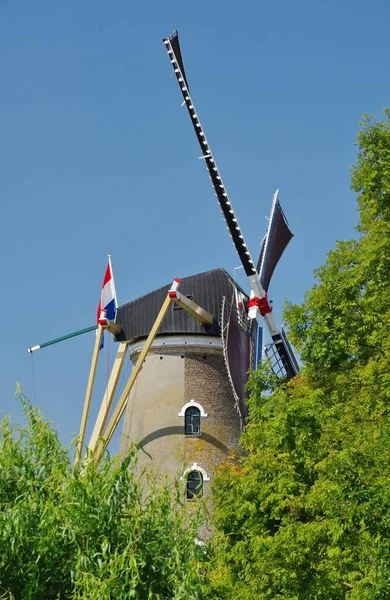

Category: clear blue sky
[1, 0, 389, 450]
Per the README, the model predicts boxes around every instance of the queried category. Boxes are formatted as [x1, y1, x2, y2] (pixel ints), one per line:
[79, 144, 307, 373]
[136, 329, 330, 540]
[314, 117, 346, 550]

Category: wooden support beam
[92, 288, 177, 461]
[75, 324, 104, 465]
[104, 321, 122, 335]
[169, 290, 213, 325]
[86, 341, 128, 453]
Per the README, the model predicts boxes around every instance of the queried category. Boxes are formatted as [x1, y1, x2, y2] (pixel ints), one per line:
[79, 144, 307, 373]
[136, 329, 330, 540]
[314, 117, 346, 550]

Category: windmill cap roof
[115, 267, 248, 343]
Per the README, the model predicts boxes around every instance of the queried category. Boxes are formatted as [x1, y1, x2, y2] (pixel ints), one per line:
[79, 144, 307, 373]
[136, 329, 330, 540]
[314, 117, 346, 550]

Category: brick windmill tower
[117, 269, 251, 498]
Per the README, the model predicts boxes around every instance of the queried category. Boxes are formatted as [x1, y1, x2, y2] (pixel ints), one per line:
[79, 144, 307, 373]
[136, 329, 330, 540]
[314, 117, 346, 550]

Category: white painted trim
[128, 334, 222, 357]
[178, 399, 207, 417]
[28, 345, 40, 353]
[180, 463, 210, 482]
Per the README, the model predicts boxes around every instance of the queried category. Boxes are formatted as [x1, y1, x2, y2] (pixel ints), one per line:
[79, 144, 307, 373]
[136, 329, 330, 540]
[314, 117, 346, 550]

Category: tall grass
[0, 390, 208, 599]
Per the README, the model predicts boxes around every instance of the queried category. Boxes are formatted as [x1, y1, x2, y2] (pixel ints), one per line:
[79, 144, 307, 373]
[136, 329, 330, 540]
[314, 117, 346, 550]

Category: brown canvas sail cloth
[168, 32, 190, 91]
[257, 199, 293, 291]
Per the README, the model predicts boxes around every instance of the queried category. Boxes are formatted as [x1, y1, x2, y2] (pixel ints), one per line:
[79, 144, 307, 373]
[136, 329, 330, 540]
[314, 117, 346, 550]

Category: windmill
[163, 30, 299, 380]
[28, 32, 299, 499]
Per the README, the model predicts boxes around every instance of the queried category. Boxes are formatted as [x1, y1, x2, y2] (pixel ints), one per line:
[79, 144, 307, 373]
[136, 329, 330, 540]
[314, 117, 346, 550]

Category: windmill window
[185, 406, 201, 435]
[186, 470, 203, 499]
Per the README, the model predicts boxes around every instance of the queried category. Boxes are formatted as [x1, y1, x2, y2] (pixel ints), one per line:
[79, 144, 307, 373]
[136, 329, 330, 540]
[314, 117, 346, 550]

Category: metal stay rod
[28, 325, 98, 353]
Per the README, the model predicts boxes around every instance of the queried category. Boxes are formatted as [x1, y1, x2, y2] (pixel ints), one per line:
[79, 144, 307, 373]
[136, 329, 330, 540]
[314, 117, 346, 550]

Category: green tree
[0, 391, 208, 599]
[208, 112, 390, 599]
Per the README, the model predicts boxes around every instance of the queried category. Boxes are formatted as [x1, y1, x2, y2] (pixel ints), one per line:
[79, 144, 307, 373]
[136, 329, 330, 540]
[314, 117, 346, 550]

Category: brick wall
[119, 344, 242, 517]
[184, 352, 242, 503]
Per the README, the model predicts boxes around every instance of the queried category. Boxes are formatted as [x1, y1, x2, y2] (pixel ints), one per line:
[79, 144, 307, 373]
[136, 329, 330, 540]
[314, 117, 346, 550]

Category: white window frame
[180, 463, 210, 482]
[178, 399, 208, 417]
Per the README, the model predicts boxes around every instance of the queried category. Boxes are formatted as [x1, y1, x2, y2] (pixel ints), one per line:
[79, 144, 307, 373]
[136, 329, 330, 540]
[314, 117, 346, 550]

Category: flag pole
[87, 341, 128, 452]
[75, 324, 104, 465]
[28, 325, 98, 353]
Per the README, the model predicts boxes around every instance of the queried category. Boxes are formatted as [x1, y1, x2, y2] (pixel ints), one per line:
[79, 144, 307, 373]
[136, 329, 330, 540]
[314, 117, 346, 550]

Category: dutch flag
[97, 256, 117, 348]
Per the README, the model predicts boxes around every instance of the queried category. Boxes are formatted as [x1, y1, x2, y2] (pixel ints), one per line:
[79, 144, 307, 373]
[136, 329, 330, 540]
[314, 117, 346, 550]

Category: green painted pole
[28, 325, 98, 353]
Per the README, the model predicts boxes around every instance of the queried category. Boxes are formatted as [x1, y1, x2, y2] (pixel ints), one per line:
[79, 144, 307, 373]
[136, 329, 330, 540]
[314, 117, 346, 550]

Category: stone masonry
[119, 342, 242, 502]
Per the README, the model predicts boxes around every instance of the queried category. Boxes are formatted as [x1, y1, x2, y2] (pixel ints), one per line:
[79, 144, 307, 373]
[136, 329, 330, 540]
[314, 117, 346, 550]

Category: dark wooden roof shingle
[115, 268, 247, 343]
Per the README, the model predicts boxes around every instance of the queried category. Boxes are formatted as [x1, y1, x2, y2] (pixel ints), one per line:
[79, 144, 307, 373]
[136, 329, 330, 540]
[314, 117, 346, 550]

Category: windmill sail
[168, 32, 190, 91]
[163, 31, 255, 278]
[257, 190, 294, 291]
[163, 30, 299, 380]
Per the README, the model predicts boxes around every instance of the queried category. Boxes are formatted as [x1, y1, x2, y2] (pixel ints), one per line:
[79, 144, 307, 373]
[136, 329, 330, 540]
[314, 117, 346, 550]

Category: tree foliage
[208, 112, 390, 599]
[0, 391, 208, 599]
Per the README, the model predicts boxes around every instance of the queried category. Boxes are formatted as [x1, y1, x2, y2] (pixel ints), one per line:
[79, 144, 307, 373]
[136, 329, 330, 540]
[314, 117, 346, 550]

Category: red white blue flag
[97, 257, 117, 349]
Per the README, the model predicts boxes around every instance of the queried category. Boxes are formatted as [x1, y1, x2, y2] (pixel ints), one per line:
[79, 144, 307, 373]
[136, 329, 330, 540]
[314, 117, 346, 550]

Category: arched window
[186, 470, 203, 499]
[178, 400, 207, 435]
[181, 463, 210, 500]
[185, 406, 201, 435]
